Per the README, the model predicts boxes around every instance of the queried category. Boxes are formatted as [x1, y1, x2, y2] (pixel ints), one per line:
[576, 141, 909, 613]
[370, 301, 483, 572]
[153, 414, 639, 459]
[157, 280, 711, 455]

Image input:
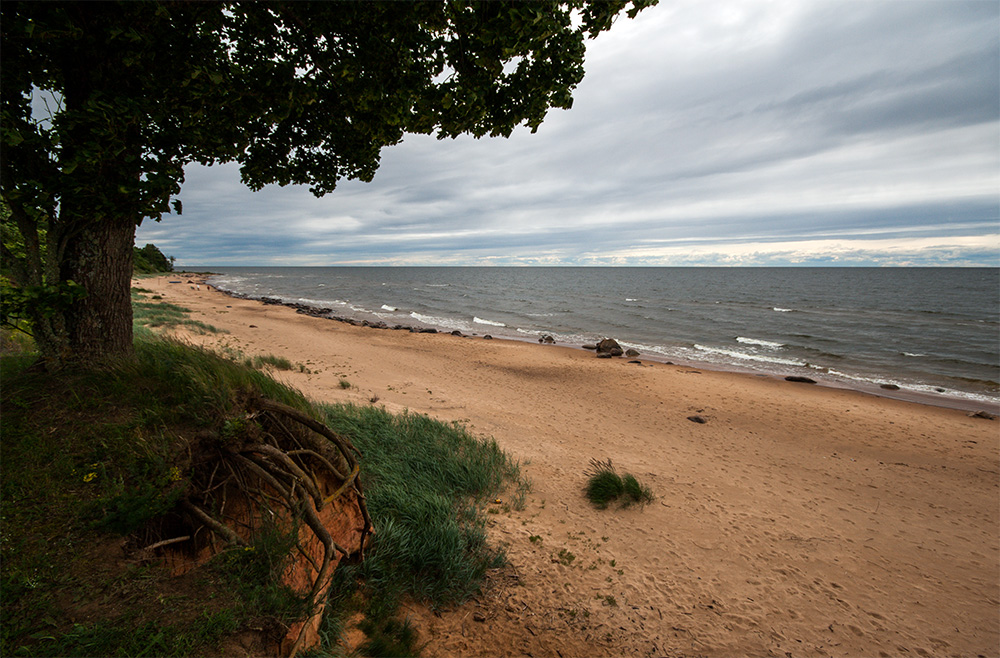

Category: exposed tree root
[149, 395, 373, 656]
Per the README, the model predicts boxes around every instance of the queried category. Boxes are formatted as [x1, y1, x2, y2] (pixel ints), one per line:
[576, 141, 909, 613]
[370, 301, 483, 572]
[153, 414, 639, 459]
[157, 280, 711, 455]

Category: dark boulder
[625, 348, 640, 357]
[596, 338, 623, 357]
[785, 376, 817, 384]
[539, 335, 556, 344]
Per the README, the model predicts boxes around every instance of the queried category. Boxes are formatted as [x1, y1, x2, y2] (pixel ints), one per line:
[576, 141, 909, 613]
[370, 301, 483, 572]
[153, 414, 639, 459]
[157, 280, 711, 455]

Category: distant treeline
[134, 243, 174, 274]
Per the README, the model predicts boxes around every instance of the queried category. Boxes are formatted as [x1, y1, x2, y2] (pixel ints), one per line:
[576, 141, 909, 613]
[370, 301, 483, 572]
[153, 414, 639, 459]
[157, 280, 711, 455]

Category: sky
[136, 0, 1000, 267]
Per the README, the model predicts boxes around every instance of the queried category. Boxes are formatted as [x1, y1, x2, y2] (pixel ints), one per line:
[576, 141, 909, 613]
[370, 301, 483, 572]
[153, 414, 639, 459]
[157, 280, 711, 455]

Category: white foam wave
[474, 316, 506, 327]
[409, 312, 468, 332]
[773, 307, 793, 312]
[626, 298, 638, 302]
[294, 297, 342, 308]
[737, 337, 785, 349]
[694, 344, 806, 367]
[903, 352, 925, 358]
[381, 305, 397, 312]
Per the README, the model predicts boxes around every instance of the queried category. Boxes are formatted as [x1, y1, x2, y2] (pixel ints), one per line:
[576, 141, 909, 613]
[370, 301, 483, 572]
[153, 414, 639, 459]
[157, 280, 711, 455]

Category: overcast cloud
[136, 0, 1000, 267]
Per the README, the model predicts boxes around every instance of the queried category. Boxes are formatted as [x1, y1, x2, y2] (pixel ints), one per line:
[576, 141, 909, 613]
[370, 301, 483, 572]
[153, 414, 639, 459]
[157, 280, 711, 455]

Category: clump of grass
[356, 616, 421, 658]
[584, 458, 654, 509]
[243, 354, 293, 371]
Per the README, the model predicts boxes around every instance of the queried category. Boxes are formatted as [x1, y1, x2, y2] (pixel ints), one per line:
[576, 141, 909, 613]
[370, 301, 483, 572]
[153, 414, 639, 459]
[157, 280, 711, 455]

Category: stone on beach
[596, 338, 624, 357]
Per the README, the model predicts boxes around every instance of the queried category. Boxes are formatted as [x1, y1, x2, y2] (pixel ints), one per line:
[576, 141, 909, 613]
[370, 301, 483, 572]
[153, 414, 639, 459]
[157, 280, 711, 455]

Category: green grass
[242, 354, 294, 371]
[131, 287, 224, 335]
[322, 404, 525, 608]
[3, 294, 526, 656]
[584, 459, 654, 509]
[0, 337, 317, 656]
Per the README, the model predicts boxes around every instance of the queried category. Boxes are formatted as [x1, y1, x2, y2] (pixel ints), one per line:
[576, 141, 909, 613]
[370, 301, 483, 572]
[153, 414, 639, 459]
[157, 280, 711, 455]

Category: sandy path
[144, 275, 999, 658]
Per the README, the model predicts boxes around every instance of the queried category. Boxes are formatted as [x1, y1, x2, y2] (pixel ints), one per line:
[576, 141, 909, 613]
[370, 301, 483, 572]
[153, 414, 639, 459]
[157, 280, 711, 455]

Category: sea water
[205, 267, 999, 408]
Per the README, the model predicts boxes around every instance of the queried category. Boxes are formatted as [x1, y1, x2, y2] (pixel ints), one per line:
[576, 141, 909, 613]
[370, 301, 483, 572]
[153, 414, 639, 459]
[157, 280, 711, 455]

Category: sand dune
[145, 275, 999, 657]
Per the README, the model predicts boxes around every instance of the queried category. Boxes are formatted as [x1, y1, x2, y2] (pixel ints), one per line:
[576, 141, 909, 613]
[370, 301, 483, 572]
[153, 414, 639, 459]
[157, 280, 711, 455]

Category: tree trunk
[52, 4, 141, 364]
[60, 216, 136, 362]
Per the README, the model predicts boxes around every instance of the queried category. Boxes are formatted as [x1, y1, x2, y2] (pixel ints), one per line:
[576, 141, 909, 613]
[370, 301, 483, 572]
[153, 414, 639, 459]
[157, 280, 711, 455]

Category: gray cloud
[137, 0, 999, 267]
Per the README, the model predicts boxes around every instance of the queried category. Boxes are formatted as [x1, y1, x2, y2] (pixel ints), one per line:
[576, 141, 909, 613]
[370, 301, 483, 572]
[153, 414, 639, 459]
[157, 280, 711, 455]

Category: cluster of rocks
[230, 293, 448, 335]
[582, 338, 640, 359]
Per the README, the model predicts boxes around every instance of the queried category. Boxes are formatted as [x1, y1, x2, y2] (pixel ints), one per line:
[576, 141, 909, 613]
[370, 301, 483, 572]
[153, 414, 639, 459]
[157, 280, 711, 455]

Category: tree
[1, 0, 656, 366]
[133, 243, 174, 274]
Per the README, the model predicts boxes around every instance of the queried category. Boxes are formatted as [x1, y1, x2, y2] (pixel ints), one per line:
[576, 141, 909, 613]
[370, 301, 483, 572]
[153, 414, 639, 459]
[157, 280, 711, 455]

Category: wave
[474, 316, 506, 327]
[694, 344, 807, 367]
[381, 305, 397, 312]
[736, 337, 785, 349]
[409, 312, 467, 333]
[772, 307, 793, 312]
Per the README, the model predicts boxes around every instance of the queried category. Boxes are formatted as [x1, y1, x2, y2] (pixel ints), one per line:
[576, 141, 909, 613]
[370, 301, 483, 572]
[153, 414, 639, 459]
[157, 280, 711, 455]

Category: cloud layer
[136, 0, 1000, 267]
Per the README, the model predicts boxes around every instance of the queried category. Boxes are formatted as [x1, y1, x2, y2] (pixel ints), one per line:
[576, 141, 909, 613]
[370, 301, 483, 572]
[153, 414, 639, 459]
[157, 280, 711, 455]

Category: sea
[204, 267, 1000, 410]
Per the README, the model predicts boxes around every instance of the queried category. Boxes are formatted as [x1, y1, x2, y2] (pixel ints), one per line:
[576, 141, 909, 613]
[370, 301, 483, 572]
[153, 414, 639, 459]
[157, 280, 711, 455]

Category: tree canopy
[1, 0, 656, 365]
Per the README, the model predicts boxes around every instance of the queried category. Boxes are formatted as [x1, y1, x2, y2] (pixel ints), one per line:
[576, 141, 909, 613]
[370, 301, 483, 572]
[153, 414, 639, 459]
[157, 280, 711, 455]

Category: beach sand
[144, 275, 999, 657]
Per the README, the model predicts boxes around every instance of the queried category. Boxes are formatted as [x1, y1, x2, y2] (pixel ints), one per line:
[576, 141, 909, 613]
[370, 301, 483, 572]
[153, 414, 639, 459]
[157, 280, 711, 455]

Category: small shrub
[584, 458, 653, 509]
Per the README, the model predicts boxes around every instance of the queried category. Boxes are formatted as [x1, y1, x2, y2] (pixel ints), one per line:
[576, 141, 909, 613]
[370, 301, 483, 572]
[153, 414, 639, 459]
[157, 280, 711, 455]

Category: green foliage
[0, 275, 86, 335]
[11, 614, 241, 658]
[210, 526, 305, 621]
[133, 244, 174, 274]
[584, 459, 654, 509]
[356, 616, 421, 658]
[557, 548, 576, 566]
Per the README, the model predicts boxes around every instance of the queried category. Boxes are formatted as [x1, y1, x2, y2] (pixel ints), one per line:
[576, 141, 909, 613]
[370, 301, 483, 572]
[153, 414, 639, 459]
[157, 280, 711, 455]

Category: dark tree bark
[60, 216, 136, 360]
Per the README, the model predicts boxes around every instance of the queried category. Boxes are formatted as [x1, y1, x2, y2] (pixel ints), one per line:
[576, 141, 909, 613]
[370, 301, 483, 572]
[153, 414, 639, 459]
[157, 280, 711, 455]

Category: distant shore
[140, 273, 1000, 657]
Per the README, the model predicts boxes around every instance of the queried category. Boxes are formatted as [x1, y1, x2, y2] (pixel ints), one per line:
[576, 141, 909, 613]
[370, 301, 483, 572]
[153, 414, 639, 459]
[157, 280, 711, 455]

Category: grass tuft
[584, 458, 654, 509]
[243, 354, 294, 371]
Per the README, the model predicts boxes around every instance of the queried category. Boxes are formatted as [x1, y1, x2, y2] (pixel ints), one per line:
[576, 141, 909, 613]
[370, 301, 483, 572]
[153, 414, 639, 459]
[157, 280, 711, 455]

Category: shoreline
[195, 273, 999, 415]
[141, 273, 1000, 658]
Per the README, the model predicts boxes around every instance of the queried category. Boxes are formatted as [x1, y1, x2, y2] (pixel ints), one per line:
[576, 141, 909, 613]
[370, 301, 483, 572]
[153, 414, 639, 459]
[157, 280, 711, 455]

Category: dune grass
[131, 287, 224, 335]
[3, 300, 525, 656]
[584, 458, 654, 509]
